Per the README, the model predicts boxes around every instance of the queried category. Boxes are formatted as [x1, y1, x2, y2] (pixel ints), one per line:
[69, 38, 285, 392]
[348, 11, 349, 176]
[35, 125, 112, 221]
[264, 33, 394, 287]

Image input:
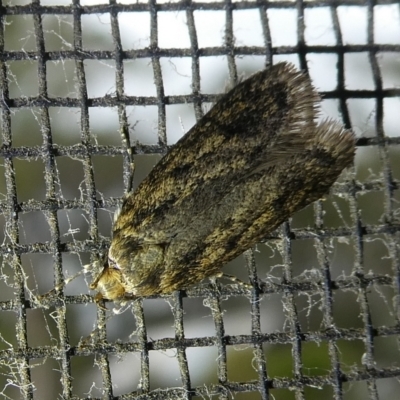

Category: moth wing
[108, 62, 355, 295]
[113, 62, 320, 240]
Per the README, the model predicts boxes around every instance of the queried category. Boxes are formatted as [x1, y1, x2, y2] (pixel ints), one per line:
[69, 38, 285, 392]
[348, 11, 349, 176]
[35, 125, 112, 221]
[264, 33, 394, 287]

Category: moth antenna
[37, 267, 87, 305]
[120, 125, 135, 194]
[62, 268, 86, 288]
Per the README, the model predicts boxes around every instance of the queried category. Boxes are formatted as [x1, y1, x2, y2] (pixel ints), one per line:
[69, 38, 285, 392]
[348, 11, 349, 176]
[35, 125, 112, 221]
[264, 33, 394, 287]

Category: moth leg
[113, 293, 137, 306]
[36, 289, 58, 304]
[93, 291, 136, 311]
[93, 292, 108, 311]
[213, 272, 252, 288]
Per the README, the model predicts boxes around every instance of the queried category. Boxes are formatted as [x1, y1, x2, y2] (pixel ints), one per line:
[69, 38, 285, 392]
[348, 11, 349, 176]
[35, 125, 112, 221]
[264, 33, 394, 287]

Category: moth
[90, 62, 355, 304]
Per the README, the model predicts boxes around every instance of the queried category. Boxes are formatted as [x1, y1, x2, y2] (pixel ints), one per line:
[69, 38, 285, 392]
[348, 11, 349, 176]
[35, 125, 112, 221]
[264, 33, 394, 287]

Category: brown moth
[89, 62, 355, 304]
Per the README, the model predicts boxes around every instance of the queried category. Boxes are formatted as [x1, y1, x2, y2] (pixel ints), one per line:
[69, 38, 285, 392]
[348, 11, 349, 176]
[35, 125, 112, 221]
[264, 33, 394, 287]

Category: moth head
[89, 258, 127, 306]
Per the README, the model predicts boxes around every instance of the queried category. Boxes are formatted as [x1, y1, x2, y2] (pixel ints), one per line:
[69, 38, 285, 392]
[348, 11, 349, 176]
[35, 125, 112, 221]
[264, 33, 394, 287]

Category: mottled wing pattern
[100, 62, 355, 298]
[113, 63, 317, 242]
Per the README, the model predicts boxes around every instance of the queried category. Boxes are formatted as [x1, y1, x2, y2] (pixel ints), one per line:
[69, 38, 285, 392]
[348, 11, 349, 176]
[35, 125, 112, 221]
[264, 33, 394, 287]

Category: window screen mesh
[0, 0, 399, 399]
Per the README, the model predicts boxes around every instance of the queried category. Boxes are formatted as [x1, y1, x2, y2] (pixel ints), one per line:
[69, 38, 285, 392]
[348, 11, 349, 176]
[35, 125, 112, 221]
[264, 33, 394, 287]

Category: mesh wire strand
[0, 0, 400, 399]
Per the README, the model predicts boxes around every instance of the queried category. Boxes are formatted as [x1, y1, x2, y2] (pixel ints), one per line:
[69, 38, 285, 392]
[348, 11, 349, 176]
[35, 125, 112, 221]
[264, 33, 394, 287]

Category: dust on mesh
[0, 1, 400, 399]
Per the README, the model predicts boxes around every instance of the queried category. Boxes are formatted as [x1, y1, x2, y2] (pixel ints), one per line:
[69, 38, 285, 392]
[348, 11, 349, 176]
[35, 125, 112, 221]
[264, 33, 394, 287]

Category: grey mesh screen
[0, 0, 399, 399]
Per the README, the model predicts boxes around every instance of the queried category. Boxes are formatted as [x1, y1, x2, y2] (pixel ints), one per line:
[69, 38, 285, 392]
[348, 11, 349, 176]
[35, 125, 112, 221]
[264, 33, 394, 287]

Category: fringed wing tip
[313, 120, 356, 166]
